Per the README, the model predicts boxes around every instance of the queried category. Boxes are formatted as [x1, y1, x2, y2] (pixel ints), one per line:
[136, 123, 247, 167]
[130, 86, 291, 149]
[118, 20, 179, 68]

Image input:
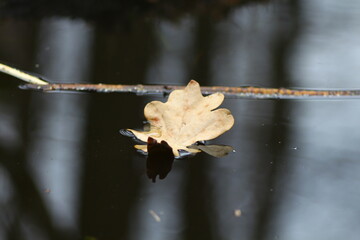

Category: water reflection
[207, 3, 295, 239]
[2, 0, 360, 240]
[127, 16, 192, 240]
[291, 0, 360, 88]
[0, 166, 13, 240]
[146, 17, 195, 84]
[26, 17, 93, 237]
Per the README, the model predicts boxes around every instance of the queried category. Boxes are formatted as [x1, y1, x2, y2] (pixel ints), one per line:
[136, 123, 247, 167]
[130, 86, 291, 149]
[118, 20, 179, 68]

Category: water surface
[1, 1, 360, 240]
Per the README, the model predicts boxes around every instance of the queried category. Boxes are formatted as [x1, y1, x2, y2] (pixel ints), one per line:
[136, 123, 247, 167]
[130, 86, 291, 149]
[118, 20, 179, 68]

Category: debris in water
[149, 210, 161, 222]
[234, 209, 242, 217]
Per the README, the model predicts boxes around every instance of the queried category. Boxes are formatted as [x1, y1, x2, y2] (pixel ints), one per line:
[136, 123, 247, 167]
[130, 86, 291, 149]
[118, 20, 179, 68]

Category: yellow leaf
[127, 80, 235, 157]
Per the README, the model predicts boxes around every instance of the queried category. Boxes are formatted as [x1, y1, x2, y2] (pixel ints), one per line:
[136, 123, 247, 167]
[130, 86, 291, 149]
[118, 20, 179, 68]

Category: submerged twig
[20, 83, 360, 99]
[2, 62, 360, 99]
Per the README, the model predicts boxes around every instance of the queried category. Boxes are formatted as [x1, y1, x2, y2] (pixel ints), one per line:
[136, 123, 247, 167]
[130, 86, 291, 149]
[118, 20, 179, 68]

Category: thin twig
[20, 83, 360, 99]
[0, 63, 49, 85]
[2, 62, 360, 99]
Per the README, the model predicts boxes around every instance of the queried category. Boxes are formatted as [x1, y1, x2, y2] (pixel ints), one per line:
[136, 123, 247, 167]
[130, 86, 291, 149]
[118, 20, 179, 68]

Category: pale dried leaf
[128, 80, 234, 156]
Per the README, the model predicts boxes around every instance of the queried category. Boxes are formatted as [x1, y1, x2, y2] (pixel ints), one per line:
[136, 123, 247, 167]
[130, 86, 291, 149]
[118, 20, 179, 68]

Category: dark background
[1, 0, 360, 239]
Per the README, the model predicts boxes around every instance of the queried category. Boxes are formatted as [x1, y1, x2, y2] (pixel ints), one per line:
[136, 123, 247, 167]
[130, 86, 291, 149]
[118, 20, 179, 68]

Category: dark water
[1, 0, 360, 240]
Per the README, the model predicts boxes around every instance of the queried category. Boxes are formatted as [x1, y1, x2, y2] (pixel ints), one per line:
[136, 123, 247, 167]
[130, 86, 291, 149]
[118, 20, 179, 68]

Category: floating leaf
[127, 80, 234, 157]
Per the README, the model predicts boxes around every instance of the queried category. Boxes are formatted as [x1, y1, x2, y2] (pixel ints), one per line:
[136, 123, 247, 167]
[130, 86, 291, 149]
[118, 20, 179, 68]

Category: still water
[1, 0, 360, 240]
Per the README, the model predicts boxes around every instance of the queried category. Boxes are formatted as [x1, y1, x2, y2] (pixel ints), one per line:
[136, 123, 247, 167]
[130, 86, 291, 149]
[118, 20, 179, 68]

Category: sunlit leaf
[127, 80, 235, 156]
